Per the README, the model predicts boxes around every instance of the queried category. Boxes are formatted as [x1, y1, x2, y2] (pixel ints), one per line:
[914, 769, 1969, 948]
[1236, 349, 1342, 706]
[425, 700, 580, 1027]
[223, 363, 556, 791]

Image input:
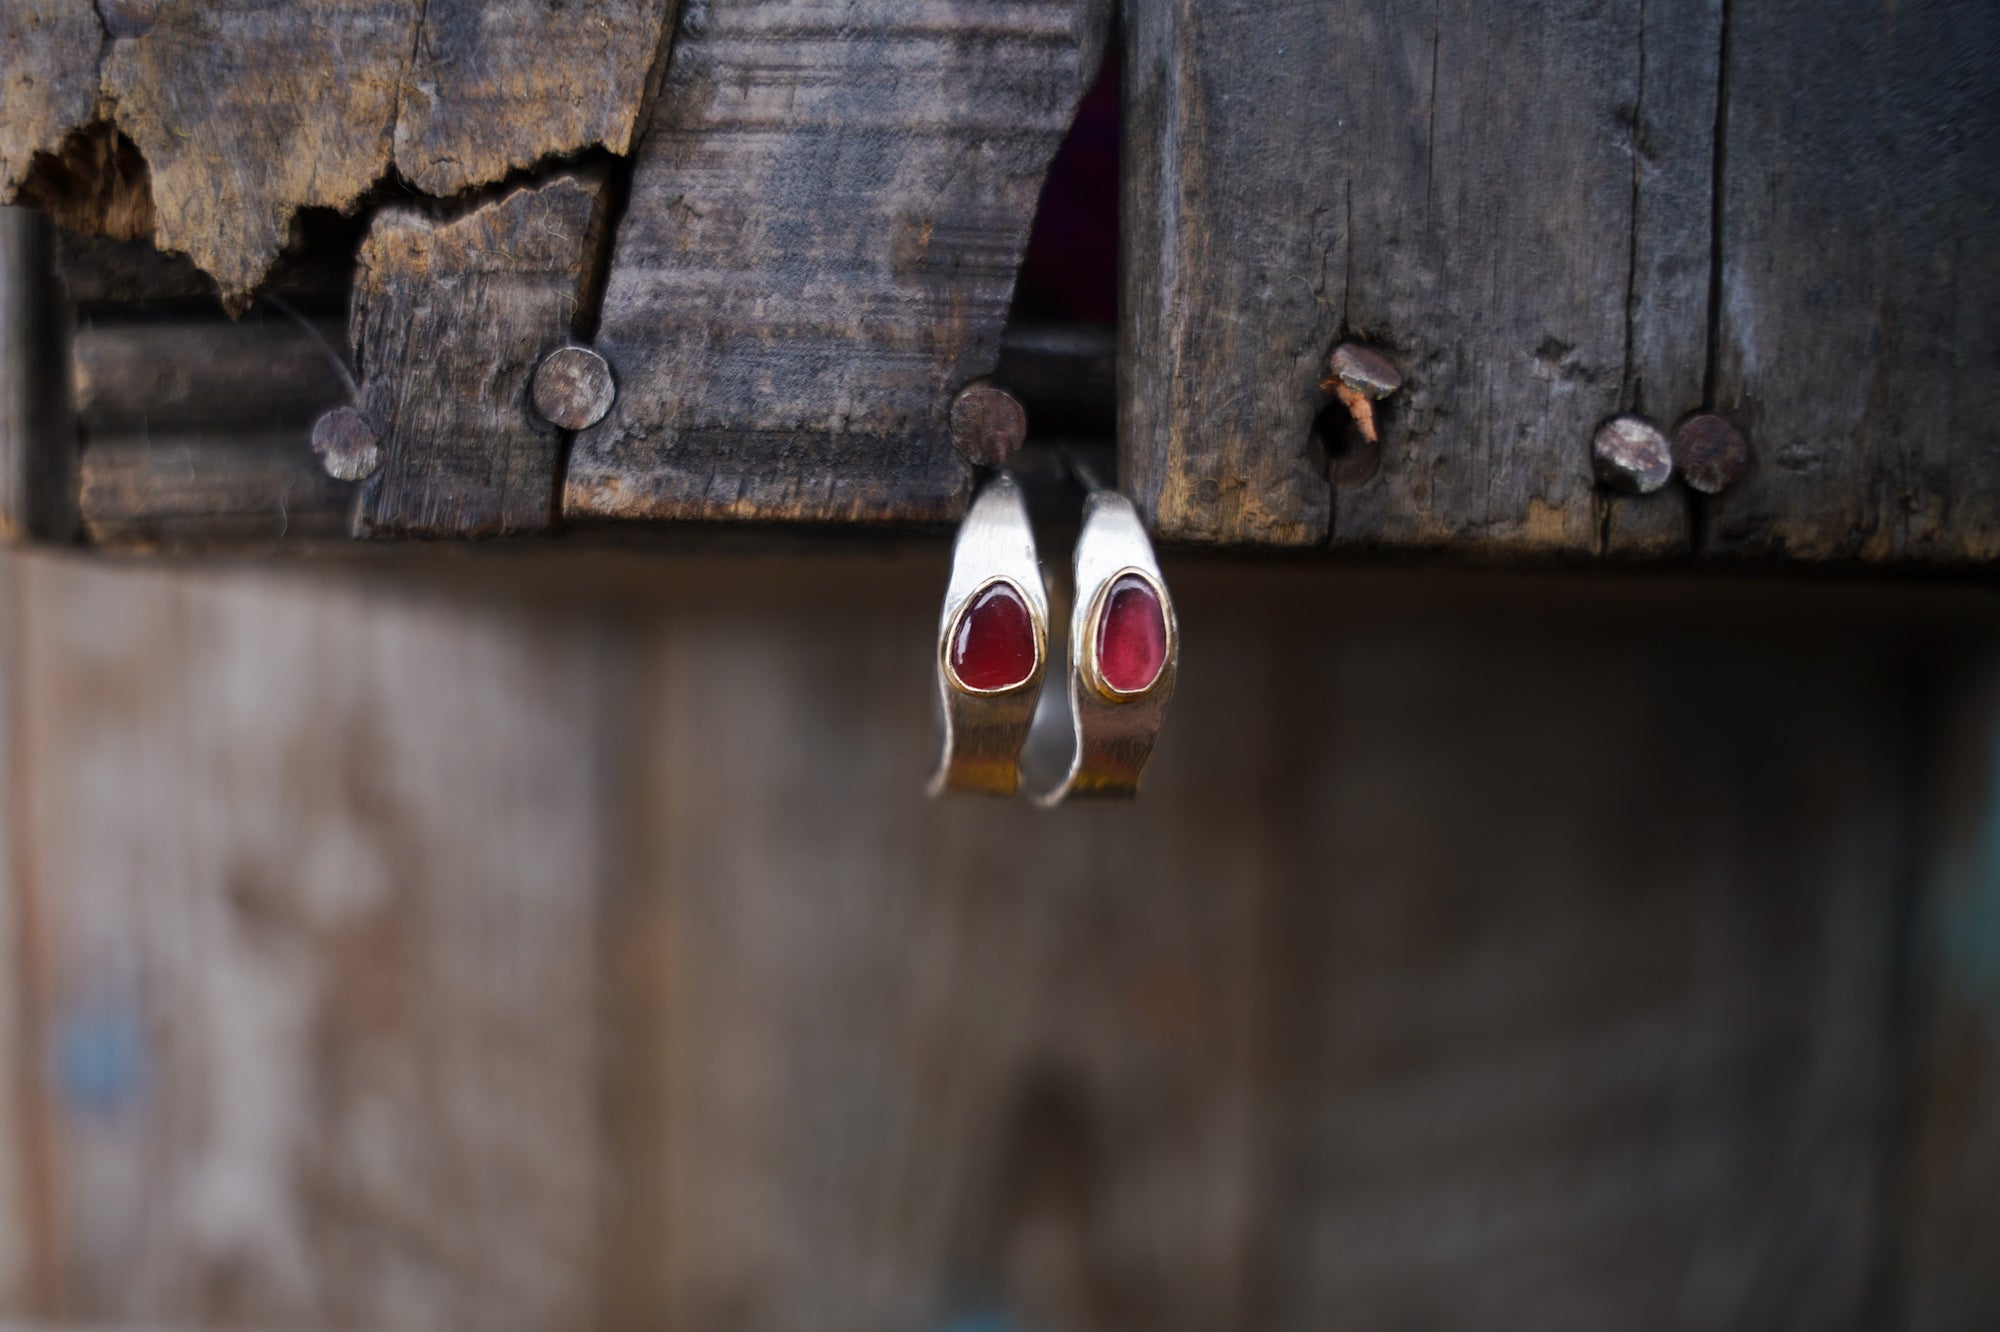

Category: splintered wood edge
[1, 0, 674, 310]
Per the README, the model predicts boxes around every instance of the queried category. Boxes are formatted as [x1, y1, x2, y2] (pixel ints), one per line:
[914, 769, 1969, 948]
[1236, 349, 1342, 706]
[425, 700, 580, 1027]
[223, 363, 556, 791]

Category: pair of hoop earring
[929, 471, 1178, 804]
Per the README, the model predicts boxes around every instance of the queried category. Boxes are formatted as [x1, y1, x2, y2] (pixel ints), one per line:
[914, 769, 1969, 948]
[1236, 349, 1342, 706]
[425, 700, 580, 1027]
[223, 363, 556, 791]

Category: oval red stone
[1095, 574, 1168, 695]
[949, 581, 1037, 691]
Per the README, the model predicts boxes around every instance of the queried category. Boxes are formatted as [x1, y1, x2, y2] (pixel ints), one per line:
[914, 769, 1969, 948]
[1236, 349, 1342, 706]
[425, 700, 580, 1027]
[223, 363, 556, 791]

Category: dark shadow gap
[996, 35, 1119, 433]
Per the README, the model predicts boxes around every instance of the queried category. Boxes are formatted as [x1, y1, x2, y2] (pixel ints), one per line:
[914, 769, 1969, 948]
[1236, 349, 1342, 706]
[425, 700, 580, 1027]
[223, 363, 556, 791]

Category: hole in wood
[1312, 398, 1384, 487]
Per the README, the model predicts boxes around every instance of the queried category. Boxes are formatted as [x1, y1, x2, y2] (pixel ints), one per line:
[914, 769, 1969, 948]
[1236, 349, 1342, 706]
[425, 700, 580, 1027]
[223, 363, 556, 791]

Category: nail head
[1592, 414, 1674, 494]
[310, 406, 381, 482]
[532, 346, 616, 431]
[1672, 412, 1749, 494]
[1326, 342, 1402, 399]
[950, 381, 1028, 467]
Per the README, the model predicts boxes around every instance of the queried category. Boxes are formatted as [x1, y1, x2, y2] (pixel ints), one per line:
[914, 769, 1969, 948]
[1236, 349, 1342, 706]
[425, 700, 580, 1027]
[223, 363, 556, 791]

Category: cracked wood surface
[102, 0, 418, 308]
[1124, 0, 1715, 552]
[352, 174, 606, 538]
[1123, 0, 1998, 564]
[3, 0, 1995, 561]
[562, 0, 1113, 526]
[392, 0, 676, 197]
[0, 0, 676, 310]
[0, 1, 103, 200]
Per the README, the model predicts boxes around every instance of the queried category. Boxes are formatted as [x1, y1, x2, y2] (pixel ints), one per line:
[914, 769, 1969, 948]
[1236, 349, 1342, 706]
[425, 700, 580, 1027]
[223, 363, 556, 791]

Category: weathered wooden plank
[1598, 0, 1719, 559]
[606, 561, 1271, 1330]
[0, 547, 1988, 1324]
[49, 311, 1105, 554]
[352, 174, 604, 538]
[392, 0, 677, 198]
[7, 0, 676, 312]
[10, 553, 608, 1329]
[1705, 0, 2000, 563]
[1257, 604, 1915, 1327]
[74, 315, 350, 435]
[589, 561, 1976, 1329]
[564, 0, 1113, 527]
[0, 1, 103, 202]
[0, 209, 75, 546]
[67, 307, 355, 551]
[1123, 1, 1716, 553]
[101, 0, 421, 309]
[78, 433, 355, 551]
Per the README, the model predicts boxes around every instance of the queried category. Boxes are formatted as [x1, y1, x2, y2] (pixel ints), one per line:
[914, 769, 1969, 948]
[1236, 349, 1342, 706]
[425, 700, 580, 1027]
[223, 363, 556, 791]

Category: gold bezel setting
[1081, 565, 1174, 703]
[941, 574, 1047, 697]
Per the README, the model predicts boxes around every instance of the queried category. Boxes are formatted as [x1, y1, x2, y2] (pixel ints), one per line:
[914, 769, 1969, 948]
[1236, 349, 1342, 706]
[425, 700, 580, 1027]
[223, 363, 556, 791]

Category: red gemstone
[1095, 574, 1168, 694]
[950, 581, 1037, 691]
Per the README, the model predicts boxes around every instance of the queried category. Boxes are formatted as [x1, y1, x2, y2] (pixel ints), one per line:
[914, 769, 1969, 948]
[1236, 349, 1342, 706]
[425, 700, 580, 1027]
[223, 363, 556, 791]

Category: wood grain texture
[69, 309, 355, 552]
[392, 0, 677, 197]
[78, 433, 356, 551]
[101, 0, 420, 310]
[74, 314, 351, 437]
[1255, 609, 1913, 1329]
[608, 570, 1277, 1330]
[352, 175, 604, 538]
[592, 561, 1957, 1330]
[1123, 0, 1715, 551]
[563, 0, 1113, 527]
[1598, 0, 1718, 558]
[1704, 0, 2000, 563]
[0, 1, 104, 201]
[5, 0, 676, 311]
[0, 551, 1991, 1325]
[7, 553, 609, 1330]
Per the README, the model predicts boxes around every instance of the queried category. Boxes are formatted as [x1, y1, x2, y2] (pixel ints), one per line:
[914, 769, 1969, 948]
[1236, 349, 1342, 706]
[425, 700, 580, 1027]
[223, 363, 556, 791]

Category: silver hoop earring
[929, 474, 1050, 796]
[1025, 482, 1178, 804]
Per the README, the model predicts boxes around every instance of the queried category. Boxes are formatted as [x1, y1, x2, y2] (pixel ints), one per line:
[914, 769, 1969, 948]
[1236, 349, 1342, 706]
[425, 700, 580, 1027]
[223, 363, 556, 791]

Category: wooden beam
[78, 433, 355, 552]
[101, 0, 421, 309]
[392, 0, 676, 197]
[563, 0, 1113, 527]
[352, 174, 606, 539]
[1122, 0, 1715, 552]
[1705, 0, 2000, 563]
[74, 314, 351, 436]
[11, 554, 610, 1327]
[0, 2, 103, 202]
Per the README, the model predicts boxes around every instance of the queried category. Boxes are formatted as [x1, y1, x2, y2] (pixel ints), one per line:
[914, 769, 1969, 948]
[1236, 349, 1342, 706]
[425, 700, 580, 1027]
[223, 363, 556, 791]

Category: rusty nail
[949, 380, 1028, 468]
[1326, 343, 1403, 399]
[1591, 414, 1674, 494]
[1331, 383, 1379, 445]
[1321, 342, 1402, 444]
[1671, 411, 1749, 494]
[310, 406, 381, 482]
[532, 345, 616, 431]
[96, 0, 158, 39]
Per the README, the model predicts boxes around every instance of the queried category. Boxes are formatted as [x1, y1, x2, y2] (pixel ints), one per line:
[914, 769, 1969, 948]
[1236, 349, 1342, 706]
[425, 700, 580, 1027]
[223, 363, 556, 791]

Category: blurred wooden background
[0, 549, 1996, 1331]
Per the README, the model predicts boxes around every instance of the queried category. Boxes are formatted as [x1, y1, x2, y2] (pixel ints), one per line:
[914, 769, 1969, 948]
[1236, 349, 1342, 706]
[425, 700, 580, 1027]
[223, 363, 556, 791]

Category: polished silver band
[1025, 490, 1178, 804]
[929, 474, 1049, 796]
